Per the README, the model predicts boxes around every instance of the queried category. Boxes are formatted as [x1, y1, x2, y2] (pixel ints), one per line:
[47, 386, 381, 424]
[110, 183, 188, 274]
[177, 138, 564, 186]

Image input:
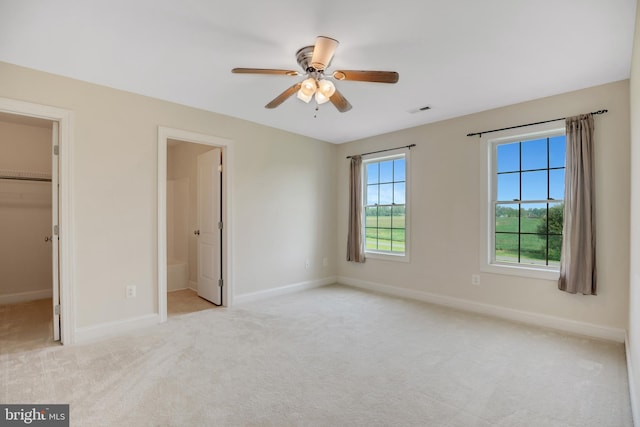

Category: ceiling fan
[232, 36, 399, 113]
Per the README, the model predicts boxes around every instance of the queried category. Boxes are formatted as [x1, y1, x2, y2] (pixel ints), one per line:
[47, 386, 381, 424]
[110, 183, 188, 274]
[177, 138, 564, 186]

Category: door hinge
[54, 225, 59, 235]
[54, 305, 60, 315]
[218, 221, 223, 230]
[54, 145, 59, 155]
[218, 164, 223, 173]
[218, 279, 223, 288]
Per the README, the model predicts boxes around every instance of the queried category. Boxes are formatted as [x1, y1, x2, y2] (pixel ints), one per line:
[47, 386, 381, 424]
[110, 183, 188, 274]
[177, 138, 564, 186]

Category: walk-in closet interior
[0, 112, 55, 352]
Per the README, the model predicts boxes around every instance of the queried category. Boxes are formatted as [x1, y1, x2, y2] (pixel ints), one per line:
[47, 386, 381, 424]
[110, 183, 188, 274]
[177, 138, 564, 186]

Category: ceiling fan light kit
[296, 77, 336, 105]
[231, 36, 399, 113]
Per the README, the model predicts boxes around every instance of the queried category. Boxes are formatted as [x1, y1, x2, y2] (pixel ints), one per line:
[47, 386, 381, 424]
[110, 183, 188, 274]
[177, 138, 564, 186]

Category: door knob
[194, 230, 200, 235]
[45, 236, 53, 242]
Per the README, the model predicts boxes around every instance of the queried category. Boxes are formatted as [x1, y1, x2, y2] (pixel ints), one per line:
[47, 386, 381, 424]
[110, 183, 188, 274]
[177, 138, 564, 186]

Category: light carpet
[0, 284, 632, 426]
[0, 298, 56, 354]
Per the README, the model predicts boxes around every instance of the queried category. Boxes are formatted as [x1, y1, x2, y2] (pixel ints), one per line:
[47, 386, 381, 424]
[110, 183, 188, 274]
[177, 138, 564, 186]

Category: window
[363, 151, 408, 260]
[491, 132, 565, 270]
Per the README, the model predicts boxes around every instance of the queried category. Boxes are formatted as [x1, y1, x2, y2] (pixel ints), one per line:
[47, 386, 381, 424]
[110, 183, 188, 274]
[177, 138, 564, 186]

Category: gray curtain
[558, 114, 596, 295]
[347, 156, 365, 263]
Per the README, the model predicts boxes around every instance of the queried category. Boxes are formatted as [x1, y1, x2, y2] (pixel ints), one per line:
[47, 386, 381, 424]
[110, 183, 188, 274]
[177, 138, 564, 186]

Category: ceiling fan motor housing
[296, 46, 319, 72]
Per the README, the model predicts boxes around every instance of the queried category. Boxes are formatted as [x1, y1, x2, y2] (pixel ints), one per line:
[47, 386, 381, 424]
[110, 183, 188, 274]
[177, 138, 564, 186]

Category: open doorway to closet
[0, 112, 59, 352]
[157, 127, 233, 322]
[0, 98, 73, 346]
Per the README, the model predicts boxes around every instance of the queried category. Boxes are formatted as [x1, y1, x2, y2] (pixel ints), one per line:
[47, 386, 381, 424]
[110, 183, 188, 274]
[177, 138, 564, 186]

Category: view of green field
[363, 203, 563, 262]
[495, 208, 562, 266]
[365, 210, 405, 252]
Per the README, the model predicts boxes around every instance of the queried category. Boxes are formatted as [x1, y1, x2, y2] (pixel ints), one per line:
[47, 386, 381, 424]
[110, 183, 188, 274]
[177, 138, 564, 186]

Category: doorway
[0, 98, 73, 344]
[0, 112, 59, 351]
[157, 127, 233, 322]
[166, 140, 220, 314]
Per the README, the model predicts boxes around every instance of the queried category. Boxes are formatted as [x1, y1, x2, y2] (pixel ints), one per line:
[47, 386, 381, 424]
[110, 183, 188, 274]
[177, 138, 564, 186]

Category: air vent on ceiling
[408, 105, 431, 114]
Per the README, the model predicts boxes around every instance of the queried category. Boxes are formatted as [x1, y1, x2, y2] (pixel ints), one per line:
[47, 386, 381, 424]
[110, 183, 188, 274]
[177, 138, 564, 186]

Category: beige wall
[0, 61, 338, 329]
[337, 80, 630, 331]
[0, 119, 52, 299]
[0, 119, 52, 174]
[628, 0, 640, 416]
[166, 178, 188, 265]
[167, 141, 214, 283]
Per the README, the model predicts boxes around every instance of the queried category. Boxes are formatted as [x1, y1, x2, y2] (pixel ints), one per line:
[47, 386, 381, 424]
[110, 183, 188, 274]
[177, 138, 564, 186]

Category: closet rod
[0, 175, 52, 182]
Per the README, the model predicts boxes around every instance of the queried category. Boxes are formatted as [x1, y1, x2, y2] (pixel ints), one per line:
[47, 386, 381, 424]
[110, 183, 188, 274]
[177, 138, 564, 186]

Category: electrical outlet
[323, 257, 328, 267]
[305, 259, 310, 270]
[126, 285, 136, 298]
[471, 275, 481, 286]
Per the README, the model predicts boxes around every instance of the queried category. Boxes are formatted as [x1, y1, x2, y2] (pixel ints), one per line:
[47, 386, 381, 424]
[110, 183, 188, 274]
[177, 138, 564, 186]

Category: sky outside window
[496, 136, 566, 201]
[366, 158, 405, 206]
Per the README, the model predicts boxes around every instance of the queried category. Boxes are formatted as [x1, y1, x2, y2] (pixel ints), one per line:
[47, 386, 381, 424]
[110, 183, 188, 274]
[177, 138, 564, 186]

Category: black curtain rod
[466, 109, 608, 138]
[346, 144, 416, 159]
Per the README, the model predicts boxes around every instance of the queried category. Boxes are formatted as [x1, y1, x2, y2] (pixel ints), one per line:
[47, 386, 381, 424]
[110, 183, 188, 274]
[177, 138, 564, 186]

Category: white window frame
[479, 123, 564, 280]
[362, 148, 410, 263]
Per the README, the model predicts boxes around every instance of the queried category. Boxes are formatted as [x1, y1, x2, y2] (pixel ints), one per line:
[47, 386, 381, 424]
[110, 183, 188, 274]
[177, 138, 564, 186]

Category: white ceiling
[0, 0, 636, 144]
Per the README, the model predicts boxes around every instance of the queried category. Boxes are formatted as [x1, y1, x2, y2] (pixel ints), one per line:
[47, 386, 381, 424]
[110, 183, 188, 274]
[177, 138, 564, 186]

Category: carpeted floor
[0, 285, 632, 426]
[0, 289, 216, 356]
[0, 298, 58, 354]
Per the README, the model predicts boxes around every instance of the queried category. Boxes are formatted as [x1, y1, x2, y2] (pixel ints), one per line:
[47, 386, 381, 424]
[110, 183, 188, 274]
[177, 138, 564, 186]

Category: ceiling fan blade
[232, 68, 300, 76]
[265, 83, 302, 109]
[333, 70, 399, 84]
[329, 89, 352, 113]
[310, 36, 339, 71]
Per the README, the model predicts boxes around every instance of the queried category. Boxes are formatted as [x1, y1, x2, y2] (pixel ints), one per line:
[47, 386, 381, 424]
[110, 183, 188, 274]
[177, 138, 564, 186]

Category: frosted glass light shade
[300, 78, 317, 97]
[315, 91, 330, 104]
[297, 89, 313, 103]
[298, 77, 318, 103]
[317, 79, 336, 98]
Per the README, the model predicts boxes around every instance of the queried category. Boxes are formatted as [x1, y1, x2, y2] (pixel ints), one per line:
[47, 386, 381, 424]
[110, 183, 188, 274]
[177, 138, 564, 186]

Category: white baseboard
[167, 286, 199, 293]
[338, 276, 626, 343]
[167, 287, 189, 293]
[626, 332, 639, 427]
[74, 313, 160, 344]
[233, 276, 336, 305]
[0, 289, 52, 305]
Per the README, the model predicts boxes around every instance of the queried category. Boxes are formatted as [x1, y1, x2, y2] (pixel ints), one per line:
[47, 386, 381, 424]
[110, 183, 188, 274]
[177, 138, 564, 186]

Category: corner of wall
[626, 1, 640, 424]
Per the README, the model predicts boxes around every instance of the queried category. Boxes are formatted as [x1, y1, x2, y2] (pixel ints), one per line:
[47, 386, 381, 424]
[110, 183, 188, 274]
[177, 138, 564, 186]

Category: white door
[51, 122, 60, 341]
[196, 148, 222, 305]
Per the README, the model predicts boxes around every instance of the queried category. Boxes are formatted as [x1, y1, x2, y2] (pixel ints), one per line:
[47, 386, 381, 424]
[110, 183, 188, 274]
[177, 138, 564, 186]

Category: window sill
[365, 251, 410, 263]
[481, 262, 559, 281]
